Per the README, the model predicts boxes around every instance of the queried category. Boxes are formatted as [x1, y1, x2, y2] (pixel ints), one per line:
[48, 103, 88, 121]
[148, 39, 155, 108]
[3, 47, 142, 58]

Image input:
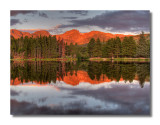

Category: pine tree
[87, 38, 95, 58]
[136, 31, 150, 58]
[94, 38, 102, 57]
[51, 36, 58, 58]
[69, 42, 74, 57]
[114, 37, 121, 58]
[65, 43, 70, 56]
[128, 36, 136, 57]
[106, 38, 114, 58]
[122, 36, 136, 57]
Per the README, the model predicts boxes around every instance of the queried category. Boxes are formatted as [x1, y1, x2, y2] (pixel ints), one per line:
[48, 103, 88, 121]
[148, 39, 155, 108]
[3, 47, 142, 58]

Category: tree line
[88, 32, 150, 58]
[11, 32, 150, 59]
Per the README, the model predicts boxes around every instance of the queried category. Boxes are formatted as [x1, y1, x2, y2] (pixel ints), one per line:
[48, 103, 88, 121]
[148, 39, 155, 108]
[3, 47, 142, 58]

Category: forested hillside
[11, 31, 150, 59]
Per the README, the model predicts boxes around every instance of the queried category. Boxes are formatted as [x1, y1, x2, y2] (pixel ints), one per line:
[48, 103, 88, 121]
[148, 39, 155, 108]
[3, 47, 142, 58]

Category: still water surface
[10, 61, 150, 115]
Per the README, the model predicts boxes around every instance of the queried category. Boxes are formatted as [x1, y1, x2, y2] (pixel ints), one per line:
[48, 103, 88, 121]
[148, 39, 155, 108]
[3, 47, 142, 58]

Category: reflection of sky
[11, 81, 150, 115]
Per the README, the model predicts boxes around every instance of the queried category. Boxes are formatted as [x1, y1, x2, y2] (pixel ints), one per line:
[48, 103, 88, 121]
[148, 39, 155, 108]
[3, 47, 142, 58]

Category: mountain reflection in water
[10, 61, 150, 115]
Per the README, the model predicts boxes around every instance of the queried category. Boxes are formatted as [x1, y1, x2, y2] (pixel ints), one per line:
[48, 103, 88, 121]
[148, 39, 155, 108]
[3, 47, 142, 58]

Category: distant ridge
[10, 29, 50, 39]
[10, 29, 150, 45]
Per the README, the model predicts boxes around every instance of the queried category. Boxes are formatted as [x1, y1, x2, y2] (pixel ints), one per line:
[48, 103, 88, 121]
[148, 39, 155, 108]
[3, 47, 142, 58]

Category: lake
[10, 61, 150, 115]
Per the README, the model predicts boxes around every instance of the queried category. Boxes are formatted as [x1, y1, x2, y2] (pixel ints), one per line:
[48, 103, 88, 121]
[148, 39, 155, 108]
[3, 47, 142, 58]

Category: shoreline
[10, 58, 150, 62]
[89, 58, 150, 62]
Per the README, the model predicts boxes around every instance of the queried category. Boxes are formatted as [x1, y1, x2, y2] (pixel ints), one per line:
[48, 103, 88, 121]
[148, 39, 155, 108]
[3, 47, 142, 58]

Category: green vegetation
[11, 32, 150, 61]
[112, 58, 150, 62]
[136, 31, 150, 58]
[88, 58, 150, 62]
[10, 58, 77, 61]
[122, 36, 136, 57]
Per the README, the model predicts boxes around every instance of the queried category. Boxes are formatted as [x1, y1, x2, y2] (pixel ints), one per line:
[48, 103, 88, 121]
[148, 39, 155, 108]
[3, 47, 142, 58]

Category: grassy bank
[10, 58, 78, 62]
[89, 58, 150, 62]
[113, 58, 150, 62]
[88, 58, 111, 61]
[11, 57, 150, 62]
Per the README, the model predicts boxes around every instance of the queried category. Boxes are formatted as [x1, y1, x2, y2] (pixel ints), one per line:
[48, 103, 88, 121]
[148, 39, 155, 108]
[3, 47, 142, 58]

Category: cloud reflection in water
[11, 81, 150, 115]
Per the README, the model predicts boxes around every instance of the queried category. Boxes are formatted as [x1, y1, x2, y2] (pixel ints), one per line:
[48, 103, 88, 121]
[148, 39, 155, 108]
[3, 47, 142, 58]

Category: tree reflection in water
[11, 61, 150, 87]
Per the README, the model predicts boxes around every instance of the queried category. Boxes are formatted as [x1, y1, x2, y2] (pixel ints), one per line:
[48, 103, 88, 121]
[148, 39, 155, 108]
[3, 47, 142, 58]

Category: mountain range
[10, 29, 150, 45]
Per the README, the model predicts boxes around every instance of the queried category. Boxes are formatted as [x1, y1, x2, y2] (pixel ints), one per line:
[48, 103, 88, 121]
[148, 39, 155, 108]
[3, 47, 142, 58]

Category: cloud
[39, 12, 48, 18]
[23, 19, 28, 22]
[68, 10, 88, 15]
[18, 24, 63, 34]
[62, 17, 78, 19]
[59, 10, 88, 16]
[11, 10, 37, 16]
[11, 19, 22, 26]
[11, 10, 48, 18]
[47, 24, 63, 34]
[60, 11, 150, 33]
[60, 83, 150, 115]
[11, 90, 21, 96]
[11, 99, 96, 115]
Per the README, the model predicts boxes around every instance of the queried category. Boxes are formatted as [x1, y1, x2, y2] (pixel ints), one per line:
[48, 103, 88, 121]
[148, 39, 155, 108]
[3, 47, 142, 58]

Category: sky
[10, 10, 150, 35]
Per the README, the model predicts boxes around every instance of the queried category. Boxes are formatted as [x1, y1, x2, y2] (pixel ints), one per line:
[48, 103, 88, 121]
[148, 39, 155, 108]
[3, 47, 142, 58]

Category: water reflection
[10, 61, 150, 115]
[11, 61, 150, 87]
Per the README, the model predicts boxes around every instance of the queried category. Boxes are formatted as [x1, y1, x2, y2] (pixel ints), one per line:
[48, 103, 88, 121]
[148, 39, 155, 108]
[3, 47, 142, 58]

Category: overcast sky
[10, 10, 150, 35]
